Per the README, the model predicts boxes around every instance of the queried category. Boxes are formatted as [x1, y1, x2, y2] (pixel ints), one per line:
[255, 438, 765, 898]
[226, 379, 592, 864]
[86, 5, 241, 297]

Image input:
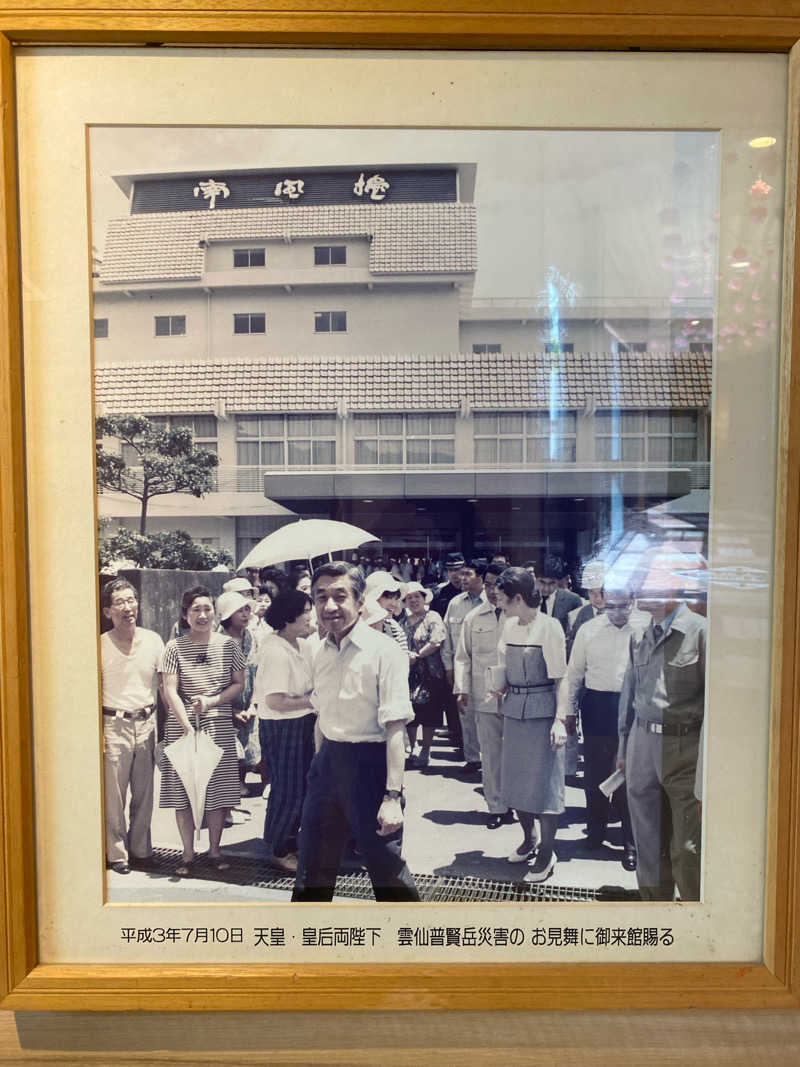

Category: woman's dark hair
[265, 589, 312, 631]
[495, 566, 541, 609]
[259, 581, 279, 600]
[181, 585, 213, 622]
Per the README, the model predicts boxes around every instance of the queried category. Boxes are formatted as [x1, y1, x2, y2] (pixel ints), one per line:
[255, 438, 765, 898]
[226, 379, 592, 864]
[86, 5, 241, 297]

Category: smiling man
[100, 578, 164, 875]
[291, 562, 420, 902]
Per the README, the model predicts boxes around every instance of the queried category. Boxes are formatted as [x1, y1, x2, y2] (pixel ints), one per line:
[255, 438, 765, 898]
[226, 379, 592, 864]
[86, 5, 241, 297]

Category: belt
[635, 715, 701, 737]
[507, 682, 554, 694]
[102, 704, 154, 721]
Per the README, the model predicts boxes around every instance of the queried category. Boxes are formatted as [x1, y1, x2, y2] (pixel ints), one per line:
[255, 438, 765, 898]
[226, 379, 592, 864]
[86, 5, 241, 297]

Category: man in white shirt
[442, 559, 487, 775]
[292, 562, 419, 902]
[566, 588, 650, 870]
[100, 578, 164, 874]
[453, 562, 513, 827]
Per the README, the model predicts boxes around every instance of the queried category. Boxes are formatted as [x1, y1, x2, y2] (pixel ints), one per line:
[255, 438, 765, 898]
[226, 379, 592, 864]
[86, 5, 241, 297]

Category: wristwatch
[383, 789, 402, 800]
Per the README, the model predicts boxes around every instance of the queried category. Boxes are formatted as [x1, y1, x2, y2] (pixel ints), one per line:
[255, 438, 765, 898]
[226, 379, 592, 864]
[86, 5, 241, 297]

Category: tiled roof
[95, 351, 712, 414]
[99, 203, 477, 284]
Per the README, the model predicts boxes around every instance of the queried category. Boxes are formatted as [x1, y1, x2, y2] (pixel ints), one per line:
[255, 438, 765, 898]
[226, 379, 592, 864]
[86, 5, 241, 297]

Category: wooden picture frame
[2, 3, 800, 1016]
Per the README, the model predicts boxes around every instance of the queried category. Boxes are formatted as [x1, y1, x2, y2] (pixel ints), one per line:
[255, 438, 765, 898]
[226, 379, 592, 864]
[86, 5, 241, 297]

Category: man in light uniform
[100, 578, 164, 874]
[453, 562, 514, 828]
[442, 559, 487, 775]
[617, 585, 707, 900]
[567, 586, 650, 869]
[292, 562, 419, 902]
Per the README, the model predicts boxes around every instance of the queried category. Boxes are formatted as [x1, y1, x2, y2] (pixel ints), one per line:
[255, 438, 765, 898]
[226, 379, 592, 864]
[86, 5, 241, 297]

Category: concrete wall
[205, 235, 370, 273]
[459, 317, 674, 353]
[94, 283, 461, 362]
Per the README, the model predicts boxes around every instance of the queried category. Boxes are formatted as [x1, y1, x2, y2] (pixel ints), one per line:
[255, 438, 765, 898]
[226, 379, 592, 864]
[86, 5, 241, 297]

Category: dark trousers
[443, 691, 463, 749]
[292, 739, 420, 903]
[581, 689, 633, 847]
[260, 713, 315, 857]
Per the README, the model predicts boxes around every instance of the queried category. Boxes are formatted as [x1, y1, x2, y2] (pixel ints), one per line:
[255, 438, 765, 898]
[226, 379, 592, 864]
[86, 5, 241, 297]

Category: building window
[314, 310, 347, 333]
[119, 414, 218, 467]
[353, 413, 456, 466]
[314, 245, 347, 266]
[472, 343, 502, 354]
[544, 342, 574, 354]
[233, 248, 265, 268]
[234, 313, 266, 335]
[154, 315, 186, 337]
[614, 341, 648, 354]
[595, 409, 699, 462]
[473, 411, 577, 464]
[236, 413, 337, 483]
[93, 318, 109, 339]
[689, 342, 713, 354]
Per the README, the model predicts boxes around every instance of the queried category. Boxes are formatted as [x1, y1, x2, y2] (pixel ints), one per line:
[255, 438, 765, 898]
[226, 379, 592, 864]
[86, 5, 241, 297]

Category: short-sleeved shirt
[254, 631, 314, 721]
[497, 613, 567, 680]
[101, 628, 164, 711]
[402, 609, 447, 682]
[313, 619, 414, 743]
[160, 631, 245, 712]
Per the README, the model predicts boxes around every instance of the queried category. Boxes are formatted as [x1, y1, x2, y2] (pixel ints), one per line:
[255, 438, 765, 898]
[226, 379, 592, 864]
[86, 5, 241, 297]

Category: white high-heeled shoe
[523, 851, 557, 883]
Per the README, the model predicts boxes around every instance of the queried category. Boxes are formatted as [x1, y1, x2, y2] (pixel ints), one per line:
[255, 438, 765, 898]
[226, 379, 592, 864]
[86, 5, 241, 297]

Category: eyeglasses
[196, 653, 208, 665]
[110, 596, 137, 607]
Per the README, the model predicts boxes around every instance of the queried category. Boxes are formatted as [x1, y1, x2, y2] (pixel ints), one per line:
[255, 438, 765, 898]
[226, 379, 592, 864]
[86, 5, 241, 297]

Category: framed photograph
[3, 6, 800, 1017]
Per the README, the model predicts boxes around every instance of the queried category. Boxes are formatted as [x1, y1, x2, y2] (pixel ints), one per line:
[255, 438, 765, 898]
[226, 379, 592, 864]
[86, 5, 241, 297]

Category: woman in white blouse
[254, 589, 315, 873]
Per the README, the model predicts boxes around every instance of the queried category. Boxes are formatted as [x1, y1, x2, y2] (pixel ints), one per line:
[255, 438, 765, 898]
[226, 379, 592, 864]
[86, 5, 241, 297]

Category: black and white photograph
[90, 122, 744, 907]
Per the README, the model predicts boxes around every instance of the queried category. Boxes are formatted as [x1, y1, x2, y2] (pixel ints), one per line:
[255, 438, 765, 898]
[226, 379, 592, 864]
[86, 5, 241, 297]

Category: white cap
[361, 598, 389, 627]
[582, 561, 607, 591]
[223, 577, 254, 594]
[365, 570, 404, 596]
[216, 590, 250, 622]
[402, 581, 433, 604]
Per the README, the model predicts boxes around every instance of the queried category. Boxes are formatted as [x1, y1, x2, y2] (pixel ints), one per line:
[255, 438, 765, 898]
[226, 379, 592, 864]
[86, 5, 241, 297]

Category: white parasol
[163, 719, 224, 846]
[237, 517, 379, 571]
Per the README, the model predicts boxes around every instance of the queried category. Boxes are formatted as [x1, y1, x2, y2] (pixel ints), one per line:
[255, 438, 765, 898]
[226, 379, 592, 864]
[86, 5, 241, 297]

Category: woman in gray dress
[492, 567, 569, 884]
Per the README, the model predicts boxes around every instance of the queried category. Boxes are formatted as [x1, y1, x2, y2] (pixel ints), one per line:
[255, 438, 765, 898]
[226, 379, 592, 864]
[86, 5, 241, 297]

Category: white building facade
[94, 163, 712, 566]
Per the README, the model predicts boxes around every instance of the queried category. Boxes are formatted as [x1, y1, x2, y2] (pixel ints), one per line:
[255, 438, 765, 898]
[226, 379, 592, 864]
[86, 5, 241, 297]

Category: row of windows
[94, 312, 348, 338]
[472, 341, 711, 355]
[231, 245, 347, 269]
[105, 409, 702, 470]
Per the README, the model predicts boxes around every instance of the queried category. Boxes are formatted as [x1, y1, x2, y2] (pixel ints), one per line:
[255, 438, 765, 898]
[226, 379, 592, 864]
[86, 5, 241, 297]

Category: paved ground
[108, 730, 638, 903]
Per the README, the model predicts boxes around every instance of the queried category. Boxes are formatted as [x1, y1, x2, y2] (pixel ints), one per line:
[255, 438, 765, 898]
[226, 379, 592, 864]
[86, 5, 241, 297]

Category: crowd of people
[100, 545, 706, 902]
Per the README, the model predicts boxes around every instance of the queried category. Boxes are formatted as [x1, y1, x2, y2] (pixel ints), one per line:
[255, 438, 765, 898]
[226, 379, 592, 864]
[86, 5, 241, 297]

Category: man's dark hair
[265, 589, 313, 630]
[486, 561, 506, 578]
[101, 577, 137, 609]
[541, 554, 566, 580]
[311, 561, 366, 600]
[465, 558, 488, 579]
[496, 566, 541, 609]
[180, 585, 212, 622]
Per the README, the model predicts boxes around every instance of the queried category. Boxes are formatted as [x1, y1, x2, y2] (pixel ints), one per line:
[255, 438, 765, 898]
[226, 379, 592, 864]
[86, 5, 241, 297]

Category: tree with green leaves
[96, 414, 220, 534]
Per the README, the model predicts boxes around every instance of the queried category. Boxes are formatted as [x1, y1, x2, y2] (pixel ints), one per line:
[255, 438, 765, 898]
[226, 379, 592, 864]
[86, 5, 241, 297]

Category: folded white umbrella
[163, 724, 224, 847]
[237, 517, 379, 571]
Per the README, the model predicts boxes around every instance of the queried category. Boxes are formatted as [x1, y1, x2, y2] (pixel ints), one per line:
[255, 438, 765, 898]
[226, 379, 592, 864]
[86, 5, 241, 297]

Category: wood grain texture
[2, 0, 800, 1033]
[3, 1009, 800, 1062]
[0, 4, 800, 49]
[0, 32, 37, 1006]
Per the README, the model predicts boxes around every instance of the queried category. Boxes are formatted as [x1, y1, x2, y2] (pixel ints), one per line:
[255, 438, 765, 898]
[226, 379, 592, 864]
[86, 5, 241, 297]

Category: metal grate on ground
[139, 848, 630, 902]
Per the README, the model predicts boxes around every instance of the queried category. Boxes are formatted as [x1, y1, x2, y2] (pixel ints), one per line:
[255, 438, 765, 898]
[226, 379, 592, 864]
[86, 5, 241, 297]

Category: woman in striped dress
[160, 586, 245, 876]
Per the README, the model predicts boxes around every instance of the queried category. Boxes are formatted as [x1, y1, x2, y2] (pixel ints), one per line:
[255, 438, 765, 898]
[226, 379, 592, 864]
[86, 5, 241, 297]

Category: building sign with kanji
[129, 167, 458, 214]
